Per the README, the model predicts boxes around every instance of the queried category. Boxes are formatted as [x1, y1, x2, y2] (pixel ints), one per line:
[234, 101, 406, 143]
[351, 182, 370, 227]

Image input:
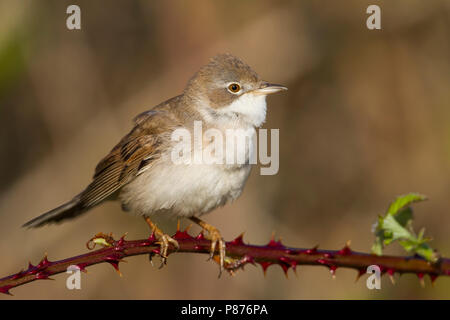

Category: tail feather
[22, 196, 86, 228]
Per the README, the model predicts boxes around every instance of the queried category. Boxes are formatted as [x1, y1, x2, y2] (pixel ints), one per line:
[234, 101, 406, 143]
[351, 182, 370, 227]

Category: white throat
[216, 93, 268, 128]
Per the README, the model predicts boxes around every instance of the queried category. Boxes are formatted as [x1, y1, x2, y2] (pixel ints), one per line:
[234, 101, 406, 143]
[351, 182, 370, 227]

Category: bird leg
[190, 217, 226, 277]
[143, 215, 179, 268]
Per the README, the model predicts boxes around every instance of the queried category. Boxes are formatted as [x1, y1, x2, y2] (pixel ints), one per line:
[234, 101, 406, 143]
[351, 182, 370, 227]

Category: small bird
[23, 54, 287, 274]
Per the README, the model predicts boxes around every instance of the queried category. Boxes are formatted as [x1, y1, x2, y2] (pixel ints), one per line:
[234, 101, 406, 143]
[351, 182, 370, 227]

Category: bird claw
[204, 227, 226, 278]
[189, 217, 227, 277]
[143, 216, 179, 268]
[153, 231, 179, 268]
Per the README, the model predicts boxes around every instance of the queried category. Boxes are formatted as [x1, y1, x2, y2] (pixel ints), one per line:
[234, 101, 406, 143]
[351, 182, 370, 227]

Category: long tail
[22, 195, 87, 228]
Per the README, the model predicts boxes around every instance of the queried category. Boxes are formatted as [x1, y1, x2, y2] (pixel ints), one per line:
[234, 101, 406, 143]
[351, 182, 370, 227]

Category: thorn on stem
[330, 265, 338, 278]
[338, 242, 352, 256]
[304, 246, 318, 255]
[355, 268, 365, 282]
[417, 273, 425, 288]
[230, 233, 245, 246]
[0, 285, 13, 296]
[259, 261, 272, 276]
[196, 231, 205, 240]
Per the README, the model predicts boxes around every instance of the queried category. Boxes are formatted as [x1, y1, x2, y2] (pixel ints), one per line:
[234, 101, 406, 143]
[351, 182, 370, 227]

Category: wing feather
[78, 99, 181, 209]
[80, 133, 161, 208]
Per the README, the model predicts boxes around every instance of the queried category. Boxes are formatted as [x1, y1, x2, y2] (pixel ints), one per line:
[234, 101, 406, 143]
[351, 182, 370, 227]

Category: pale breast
[119, 159, 252, 218]
[120, 112, 258, 218]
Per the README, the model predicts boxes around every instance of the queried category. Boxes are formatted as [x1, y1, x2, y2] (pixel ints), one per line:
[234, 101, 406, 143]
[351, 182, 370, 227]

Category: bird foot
[152, 230, 179, 268]
[205, 227, 226, 277]
[144, 216, 179, 268]
[190, 217, 226, 277]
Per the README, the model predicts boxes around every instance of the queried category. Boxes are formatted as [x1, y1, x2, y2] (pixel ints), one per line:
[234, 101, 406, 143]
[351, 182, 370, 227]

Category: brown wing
[78, 96, 182, 209]
[79, 129, 161, 208]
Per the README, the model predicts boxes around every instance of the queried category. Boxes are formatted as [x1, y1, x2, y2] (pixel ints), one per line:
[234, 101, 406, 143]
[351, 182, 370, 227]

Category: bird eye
[227, 83, 241, 94]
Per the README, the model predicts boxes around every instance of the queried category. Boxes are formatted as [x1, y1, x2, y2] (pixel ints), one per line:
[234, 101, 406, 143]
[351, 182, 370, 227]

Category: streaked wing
[77, 96, 183, 209]
[80, 131, 161, 208]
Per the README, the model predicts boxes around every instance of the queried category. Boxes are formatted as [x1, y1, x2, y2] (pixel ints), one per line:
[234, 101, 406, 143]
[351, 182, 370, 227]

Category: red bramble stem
[1, 230, 449, 295]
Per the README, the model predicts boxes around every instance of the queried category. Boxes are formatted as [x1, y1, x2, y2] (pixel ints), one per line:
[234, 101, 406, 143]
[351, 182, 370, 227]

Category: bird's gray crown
[184, 53, 262, 109]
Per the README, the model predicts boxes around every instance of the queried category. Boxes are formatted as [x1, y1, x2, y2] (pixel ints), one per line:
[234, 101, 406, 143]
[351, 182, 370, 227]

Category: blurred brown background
[1, 0, 450, 299]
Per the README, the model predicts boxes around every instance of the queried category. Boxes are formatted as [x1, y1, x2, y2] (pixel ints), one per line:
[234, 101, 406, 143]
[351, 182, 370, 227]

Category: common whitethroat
[23, 54, 287, 274]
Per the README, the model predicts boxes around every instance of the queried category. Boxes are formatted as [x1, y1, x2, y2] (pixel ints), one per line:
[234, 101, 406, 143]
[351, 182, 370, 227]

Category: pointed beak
[252, 82, 288, 95]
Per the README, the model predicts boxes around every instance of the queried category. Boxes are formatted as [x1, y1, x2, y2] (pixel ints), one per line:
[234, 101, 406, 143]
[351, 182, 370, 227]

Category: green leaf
[382, 215, 414, 241]
[371, 193, 439, 263]
[387, 193, 427, 216]
[371, 238, 383, 256]
[394, 207, 413, 228]
[415, 244, 439, 262]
